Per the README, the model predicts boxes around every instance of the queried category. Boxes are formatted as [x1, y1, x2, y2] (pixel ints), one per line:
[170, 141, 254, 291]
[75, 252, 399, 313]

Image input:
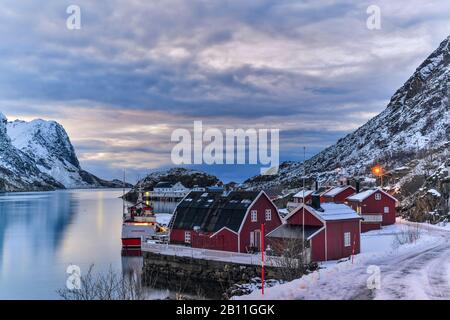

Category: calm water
[0, 189, 170, 300]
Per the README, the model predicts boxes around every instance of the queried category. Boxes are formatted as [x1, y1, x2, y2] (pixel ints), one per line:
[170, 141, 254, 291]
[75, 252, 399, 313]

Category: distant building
[322, 185, 356, 203]
[346, 188, 397, 232]
[267, 195, 362, 262]
[286, 189, 314, 211]
[153, 181, 189, 193]
[169, 190, 282, 253]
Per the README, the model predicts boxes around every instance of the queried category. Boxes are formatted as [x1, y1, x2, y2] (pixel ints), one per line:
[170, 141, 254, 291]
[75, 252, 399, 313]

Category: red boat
[121, 189, 159, 248]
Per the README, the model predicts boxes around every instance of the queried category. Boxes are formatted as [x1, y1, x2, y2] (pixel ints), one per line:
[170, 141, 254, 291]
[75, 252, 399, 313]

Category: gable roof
[323, 185, 355, 197]
[293, 190, 314, 198]
[284, 202, 360, 223]
[171, 190, 260, 233]
[346, 188, 398, 202]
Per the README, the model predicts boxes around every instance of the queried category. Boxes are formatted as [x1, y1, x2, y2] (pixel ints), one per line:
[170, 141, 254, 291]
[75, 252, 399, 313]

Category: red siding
[286, 207, 323, 226]
[347, 191, 396, 226]
[361, 223, 382, 233]
[323, 187, 356, 203]
[282, 205, 361, 262]
[325, 220, 360, 260]
[192, 229, 239, 252]
[170, 228, 189, 245]
[239, 194, 282, 253]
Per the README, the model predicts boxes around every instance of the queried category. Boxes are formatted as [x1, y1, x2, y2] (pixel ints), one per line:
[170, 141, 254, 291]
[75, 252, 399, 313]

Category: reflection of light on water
[96, 192, 104, 233]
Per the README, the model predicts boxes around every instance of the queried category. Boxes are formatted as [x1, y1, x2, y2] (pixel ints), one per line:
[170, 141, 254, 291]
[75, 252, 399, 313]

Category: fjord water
[0, 189, 168, 299]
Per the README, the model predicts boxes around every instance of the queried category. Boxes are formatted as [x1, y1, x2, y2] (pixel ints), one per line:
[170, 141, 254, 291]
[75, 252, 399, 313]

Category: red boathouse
[169, 190, 282, 253]
[267, 196, 362, 261]
[346, 188, 398, 232]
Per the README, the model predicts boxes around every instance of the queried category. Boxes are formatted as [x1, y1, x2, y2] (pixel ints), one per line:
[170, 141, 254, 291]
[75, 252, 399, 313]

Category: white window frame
[251, 210, 258, 222]
[184, 231, 191, 244]
[384, 206, 389, 214]
[265, 209, 272, 221]
[344, 232, 351, 247]
[375, 193, 382, 200]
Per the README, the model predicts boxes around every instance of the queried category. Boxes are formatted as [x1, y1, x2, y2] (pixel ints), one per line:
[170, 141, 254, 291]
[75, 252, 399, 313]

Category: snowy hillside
[243, 36, 450, 207]
[0, 113, 126, 191]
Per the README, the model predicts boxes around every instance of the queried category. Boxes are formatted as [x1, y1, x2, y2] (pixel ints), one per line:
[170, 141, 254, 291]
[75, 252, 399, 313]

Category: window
[251, 210, 257, 222]
[265, 209, 272, 221]
[375, 193, 381, 200]
[357, 206, 361, 214]
[384, 206, 389, 214]
[184, 231, 191, 244]
[344, 232, 351, 247]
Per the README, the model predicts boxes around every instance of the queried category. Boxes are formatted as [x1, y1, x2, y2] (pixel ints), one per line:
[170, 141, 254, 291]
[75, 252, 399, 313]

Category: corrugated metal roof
[172, 190, 260, 232]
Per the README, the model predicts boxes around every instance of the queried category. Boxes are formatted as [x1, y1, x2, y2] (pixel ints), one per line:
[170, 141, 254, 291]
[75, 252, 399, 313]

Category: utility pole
[302, 146, 306, 263]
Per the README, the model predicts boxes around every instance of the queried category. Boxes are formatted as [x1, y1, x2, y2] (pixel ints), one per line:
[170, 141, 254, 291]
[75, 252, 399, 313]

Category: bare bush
[392, 225, 421, 249]
[267, 238, 308, 281]
[57, 265, 148, 300]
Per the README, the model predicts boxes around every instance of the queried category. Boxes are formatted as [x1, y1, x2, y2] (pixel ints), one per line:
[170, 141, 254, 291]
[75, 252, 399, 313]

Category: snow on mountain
[0, 114, 125, 191]
[7, 119, 84, 188]
[0, 113, 63, 191]
[242, 36, 450, 206]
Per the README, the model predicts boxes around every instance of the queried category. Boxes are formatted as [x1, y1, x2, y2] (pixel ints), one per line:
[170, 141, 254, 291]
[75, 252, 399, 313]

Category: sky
[0, 0, 449, 183]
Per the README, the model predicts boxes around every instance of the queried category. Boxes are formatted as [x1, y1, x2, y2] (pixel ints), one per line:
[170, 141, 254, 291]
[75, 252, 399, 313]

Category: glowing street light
[372, 165, 384, 187]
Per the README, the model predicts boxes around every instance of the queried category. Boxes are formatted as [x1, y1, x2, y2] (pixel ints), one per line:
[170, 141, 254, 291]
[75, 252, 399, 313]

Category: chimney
[315, 180, 319, 191]
[356, 180, 360, 194]
[311, 195, 321, 210]
[346, 178, 350, 186]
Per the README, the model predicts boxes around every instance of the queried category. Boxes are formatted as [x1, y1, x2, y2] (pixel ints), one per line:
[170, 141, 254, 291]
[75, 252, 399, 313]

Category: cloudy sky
[0, 0, 449, 182]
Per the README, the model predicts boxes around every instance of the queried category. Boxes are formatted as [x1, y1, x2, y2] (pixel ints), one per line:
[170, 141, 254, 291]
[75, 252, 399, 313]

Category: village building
[267, 196, 362, 261]
[169, 190, 282, 253]
[322, 185, 356, 203]
[286, 189, 314, 211]
[346, 188, 398, 232]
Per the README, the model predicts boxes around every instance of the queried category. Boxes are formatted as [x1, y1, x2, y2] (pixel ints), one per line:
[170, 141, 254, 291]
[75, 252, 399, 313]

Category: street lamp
[371, 165, 384, 187]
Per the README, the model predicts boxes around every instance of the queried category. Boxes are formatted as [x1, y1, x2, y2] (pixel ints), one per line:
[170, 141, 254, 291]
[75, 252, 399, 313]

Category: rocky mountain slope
[0, 113, 127, 191]
[243, 36, 450, 213]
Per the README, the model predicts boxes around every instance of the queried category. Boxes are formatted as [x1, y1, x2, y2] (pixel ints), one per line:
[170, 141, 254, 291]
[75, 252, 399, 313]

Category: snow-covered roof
[284, 203, 361, 222]
[323, 185, 354, 197]
[310, 203, 361, 221]
[346, 188, 397, 202]
[293, 190, 314, 198]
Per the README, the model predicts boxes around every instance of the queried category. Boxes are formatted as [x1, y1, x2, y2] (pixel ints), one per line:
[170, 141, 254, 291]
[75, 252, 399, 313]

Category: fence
[141, 242, 282, 267]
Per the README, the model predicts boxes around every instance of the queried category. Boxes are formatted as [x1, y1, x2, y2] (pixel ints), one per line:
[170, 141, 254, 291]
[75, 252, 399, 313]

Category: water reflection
[0, 189, 123, 299]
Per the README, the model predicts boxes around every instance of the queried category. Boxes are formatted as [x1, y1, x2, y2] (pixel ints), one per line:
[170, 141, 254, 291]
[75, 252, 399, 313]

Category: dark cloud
[0, 0, 449, 181]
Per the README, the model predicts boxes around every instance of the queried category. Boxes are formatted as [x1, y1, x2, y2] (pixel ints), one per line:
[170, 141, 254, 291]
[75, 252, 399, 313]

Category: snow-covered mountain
[243, 36, 450, 205]
[0, 113, 126, 191]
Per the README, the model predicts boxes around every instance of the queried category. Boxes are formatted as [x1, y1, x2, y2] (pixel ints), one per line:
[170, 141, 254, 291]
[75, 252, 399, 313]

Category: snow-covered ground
[155, 213, 172, 226]
[237, 219, 449, 300]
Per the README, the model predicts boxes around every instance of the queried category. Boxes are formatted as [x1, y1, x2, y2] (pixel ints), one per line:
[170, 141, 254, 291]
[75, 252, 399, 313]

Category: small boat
[121, 186, 164, 248]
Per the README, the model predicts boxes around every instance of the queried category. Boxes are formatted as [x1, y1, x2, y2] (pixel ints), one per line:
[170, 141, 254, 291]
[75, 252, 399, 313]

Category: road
[240, 222, 450, 300]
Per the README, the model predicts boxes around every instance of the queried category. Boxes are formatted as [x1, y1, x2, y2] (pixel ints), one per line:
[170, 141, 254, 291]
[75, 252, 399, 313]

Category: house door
[254, 230, 261, 251]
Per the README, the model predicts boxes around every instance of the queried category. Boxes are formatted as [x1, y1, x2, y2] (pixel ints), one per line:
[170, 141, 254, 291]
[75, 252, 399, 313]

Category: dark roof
[266, 224, 322, 240]
[155, 181, 174, 188]
[171, 191, 261, 233]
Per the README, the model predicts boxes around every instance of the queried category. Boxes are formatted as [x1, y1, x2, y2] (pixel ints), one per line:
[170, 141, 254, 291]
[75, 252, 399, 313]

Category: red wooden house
[169, 190, 282, 253]
[346, 188, 397, 232]
[322, 185, 356, 203]
[267, 196, 361, 261]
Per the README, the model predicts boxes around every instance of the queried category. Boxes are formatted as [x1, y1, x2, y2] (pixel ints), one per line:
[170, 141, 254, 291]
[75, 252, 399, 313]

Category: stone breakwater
[142, 251, 284, 299]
